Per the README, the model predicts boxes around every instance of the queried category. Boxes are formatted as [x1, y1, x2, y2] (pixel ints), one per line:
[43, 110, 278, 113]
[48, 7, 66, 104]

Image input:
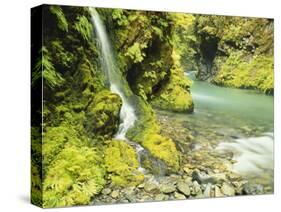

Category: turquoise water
[187, 72, 274, 132]
[159, 71, 274, 189]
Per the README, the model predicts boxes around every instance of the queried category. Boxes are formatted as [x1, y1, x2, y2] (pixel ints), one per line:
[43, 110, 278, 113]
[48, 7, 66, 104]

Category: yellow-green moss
[86, 90, 122, 137]
[142, 134, 180, 172]
[214, 53, 274, 94]
[150, 51, 194, 112]
[104, 140, 144, 186]
[43, 145, 105, 208]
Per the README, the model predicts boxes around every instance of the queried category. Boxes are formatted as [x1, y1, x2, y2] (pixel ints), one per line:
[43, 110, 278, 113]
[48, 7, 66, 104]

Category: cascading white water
[90, 8, 137, 140]
[216, 133, 274, 175]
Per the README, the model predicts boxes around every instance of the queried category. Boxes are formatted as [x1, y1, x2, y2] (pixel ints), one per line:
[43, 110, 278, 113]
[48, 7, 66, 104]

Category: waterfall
[90, 8, 137, 140]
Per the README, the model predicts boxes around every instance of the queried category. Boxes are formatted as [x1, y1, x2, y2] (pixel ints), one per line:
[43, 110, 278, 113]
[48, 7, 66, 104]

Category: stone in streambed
[177, 181, 191, 196]
[155, 193, 168, 201]
[111, 190, 120, 199]
[102, 188, 111, 195]
[174, 192, 186, 200]
[203, 183, 213, 197]
[221, 183, 235, 196]
[192, 170, 226, 184]
[214, 186, 224, 197]
[160, 184, 176, 194]
[192, 181, 202, 196]
[144, 182, 160, 194]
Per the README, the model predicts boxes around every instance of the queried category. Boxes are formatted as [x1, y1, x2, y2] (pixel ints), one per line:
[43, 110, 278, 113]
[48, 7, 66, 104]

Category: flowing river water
[157, 71, 274, 191]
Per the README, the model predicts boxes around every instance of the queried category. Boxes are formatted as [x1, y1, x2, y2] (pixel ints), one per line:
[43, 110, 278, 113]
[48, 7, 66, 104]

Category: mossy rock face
[86, 90, 122, 137]
[141, 134, 180, 172]
[213, 53, 274, 94]
[104, 140, 144, 187]
[42, 144, 106, 208]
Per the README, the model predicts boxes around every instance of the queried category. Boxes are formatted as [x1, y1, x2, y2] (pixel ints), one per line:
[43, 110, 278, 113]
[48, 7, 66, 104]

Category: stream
[157, 71, 274, 192]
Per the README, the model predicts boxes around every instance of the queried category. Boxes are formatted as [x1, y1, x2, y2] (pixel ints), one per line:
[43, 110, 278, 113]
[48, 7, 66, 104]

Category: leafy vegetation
[31, 5, 274, 208]
[104, 140, 144, 186]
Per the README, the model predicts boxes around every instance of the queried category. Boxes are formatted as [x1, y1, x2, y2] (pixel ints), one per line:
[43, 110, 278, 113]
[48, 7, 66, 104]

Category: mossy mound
[142, 134, 180, 172]
[86, 90, 122, 137]
[104, 140, 144, 186]
[42, 145, 106, 208]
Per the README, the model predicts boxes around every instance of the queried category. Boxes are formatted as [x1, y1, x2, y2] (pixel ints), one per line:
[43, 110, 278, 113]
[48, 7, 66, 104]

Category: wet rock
[243, 183, 264, 195]
[221, 183, 235, 196]
[177, 181, 191, 196]
[174, 192, 186, 200]
[137, 183, 145, 189]
[123, 187, 136, 202]
[214, 186, 224, 197]
[192, 170, 226, 184]
[155, 193, 168, 201]
[192, 181, 202, 195]
[144, 182, 159, 194]
[183, 167, 193, 175]
[102, 188, 111, 195]
[111, 190, 120, 199]
[203, 183, 213, 197]
[160, 184, 176, 194]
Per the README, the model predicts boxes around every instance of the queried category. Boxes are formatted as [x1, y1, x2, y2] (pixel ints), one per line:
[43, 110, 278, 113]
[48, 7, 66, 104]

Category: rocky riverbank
[92, 111, 270, 205]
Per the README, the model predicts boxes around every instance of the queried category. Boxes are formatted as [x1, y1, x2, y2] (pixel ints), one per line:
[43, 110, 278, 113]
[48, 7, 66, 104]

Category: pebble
[155, 193, 167, 201]
[214, 186, 224, 197]
[111, 190, 120, 199]
[221, 183, 235, 196]
[174, 192, 186, 200]
[177, 181, 191, 196]
[144, 182, 159, 194]
[160, 184, 176, 194]
[102, 188, 111, 195]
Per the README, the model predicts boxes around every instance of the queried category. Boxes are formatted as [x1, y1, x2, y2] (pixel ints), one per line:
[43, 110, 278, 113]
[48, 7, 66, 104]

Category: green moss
[127, 97, 180, 172]
[214, 52, 274, 94]
[86, 90, 122, 137]
[43, 145, 105, 208]
[104, 140, 144, 187]
[150, 51, 194, 112]
[142, 134, 180, 172]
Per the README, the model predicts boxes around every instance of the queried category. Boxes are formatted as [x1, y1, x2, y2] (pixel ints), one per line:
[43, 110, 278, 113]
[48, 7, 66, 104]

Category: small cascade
[90, 8, 145, 171]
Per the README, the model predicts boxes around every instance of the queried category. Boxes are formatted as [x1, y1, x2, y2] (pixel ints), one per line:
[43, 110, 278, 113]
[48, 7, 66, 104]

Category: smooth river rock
[177, 181, 191, 196]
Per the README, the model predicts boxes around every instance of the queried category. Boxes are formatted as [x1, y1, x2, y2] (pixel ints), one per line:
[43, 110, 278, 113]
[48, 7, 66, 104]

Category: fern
[32, 47, 64, 89]
[74, 16, 93, 41]
[49, 6, 68, 32]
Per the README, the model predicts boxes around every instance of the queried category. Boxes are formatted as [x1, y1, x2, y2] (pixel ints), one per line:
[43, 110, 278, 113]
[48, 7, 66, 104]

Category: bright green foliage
[74, 15, 93, 41]
[142, 134, 180, 172]
[43, 145, 105, 208]
[31, 127, 42, 206]
[214, 53, 274, 94]
[50, 6, 68, 32]
[50, 41, 74, 68]
[125, 42, 147, 63]
[86, 90, 122, 137]
[150, 51, 194, 112]
[194, 15, 274, 93]
[32, 47, 65, 89]
[104, 140, 144, 186]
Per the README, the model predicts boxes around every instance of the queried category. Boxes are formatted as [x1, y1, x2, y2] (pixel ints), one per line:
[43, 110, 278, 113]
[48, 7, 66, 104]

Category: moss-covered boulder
[142, 134, 180, 172]
[86, 90, 122, 137]
[104, 140, 144, 186]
